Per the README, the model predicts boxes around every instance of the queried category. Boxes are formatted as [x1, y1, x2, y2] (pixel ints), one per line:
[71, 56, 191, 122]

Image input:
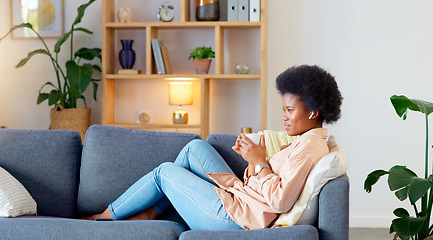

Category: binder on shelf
[249, 0, 260, 22]
[238, 0, 249, 21]
[227, 0, 238, 21]
[151, 39, 166, 74]
[160, 46, 172, 74]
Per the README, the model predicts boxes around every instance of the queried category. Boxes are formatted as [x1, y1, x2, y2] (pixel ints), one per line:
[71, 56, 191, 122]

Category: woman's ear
[308, 111, 320, 120]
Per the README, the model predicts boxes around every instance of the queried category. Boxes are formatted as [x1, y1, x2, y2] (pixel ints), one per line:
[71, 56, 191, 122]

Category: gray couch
[0, 125, 349, 240]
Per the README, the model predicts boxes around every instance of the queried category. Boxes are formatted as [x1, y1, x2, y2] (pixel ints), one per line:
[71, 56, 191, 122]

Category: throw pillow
[0, 166, 37, 217]
[273, 135, 348, 227]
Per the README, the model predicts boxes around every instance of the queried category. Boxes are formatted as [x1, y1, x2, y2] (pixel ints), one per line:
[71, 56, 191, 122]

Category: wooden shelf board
[109, 123, 201, 129]
[106, 74, 261, 80]
[105, 21, 260, 29]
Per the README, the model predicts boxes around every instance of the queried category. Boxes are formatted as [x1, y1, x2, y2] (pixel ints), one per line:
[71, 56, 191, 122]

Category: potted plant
[188, 46, 215, 74]
[364, 95, 433, 240]
[0, 0, 101, 142]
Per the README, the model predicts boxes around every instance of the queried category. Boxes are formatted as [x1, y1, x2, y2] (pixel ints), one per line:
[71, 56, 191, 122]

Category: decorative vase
[119, 39, 136, 69]
[196, 0, 220, 21]
[50, 105, 90, 143]
[192, 59, 212, 74]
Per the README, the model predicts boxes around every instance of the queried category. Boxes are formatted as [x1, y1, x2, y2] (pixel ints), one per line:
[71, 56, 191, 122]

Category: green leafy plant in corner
[188, 46, 215, 60]
[364, 95, 433, 240]
[0, 0, 101, 109]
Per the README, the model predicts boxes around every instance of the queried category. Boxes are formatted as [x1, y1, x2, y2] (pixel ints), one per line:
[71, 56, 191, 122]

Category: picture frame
[10, 0, 64, 39]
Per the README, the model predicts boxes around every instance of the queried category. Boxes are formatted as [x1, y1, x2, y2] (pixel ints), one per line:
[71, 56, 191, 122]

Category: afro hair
[276, 65, 343, 124]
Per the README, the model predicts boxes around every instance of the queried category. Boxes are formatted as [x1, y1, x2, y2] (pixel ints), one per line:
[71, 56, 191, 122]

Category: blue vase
[119, 39, 136, 69]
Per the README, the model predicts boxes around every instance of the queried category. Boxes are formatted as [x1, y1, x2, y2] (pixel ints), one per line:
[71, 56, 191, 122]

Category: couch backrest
[77, 125, 202, 216]
[205, 134, 247, 180]
[0, 129, 82, 218]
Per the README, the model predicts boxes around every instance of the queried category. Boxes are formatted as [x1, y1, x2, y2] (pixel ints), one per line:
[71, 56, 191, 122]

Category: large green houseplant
[0, 0, 100, 141]
[0, 0, 101, 108]
[364, 95, 433, 240]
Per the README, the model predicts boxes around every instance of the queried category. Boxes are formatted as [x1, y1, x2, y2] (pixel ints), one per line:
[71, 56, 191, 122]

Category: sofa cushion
[0, 166, 37, 217]
[77, 125, 202, 215]
[0, 216, 187, 240]
[0, 129, 82, 218]
[179, 225, 319, 240]
[273, 135, 348, 227]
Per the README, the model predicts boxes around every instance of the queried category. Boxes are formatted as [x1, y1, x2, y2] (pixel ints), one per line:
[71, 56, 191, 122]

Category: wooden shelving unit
[101, 0, 267, 139]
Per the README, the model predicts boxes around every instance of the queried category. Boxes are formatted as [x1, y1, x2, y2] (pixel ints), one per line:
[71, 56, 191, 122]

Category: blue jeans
[108, 139, 243, 230]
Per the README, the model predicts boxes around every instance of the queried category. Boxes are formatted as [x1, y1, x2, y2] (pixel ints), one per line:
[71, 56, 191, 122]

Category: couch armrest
[317, 174, 349, 240]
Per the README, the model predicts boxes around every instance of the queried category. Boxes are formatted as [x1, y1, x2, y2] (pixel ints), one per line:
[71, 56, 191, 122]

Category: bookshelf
[101, 0, 267, 139]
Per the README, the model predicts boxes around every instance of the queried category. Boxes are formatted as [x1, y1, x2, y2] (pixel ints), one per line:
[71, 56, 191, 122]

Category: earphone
[309, 111, 315, 120]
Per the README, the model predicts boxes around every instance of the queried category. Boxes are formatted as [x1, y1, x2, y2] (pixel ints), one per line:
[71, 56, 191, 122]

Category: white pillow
[0, 166, 37, 217]
[273, 135, 348, 227]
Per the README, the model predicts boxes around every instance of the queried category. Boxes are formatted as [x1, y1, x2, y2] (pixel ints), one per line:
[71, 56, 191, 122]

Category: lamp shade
[169, 82, 193, 105]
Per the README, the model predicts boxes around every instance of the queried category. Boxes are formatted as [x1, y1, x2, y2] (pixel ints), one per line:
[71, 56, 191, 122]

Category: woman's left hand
[238, 134, 267, 166]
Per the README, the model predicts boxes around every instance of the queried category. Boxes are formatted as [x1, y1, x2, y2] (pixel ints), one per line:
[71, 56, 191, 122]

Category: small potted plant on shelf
[364, 95, 433, 240]
[0, 0, 100, 142]
[188, 46, 215, 74]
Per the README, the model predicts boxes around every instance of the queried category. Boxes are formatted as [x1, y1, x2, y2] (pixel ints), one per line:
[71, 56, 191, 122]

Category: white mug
[244, 133, 261, 145]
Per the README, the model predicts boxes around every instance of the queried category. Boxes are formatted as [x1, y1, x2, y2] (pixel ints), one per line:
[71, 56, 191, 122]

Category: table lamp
[169, 82, 193, 124]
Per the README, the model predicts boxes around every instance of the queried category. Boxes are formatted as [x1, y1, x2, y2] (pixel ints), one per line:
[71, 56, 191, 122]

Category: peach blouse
[207, 128, 329, 230]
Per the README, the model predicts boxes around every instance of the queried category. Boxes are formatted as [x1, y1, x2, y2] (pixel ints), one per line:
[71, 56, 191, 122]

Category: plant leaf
[36, 93, 49, 105]
[407, 177, 431, 205]
[74, 0, 95, 25]
[395, 187, 409, 201]
[74, 47, 101, 61]
[0, 23, 33, 41]
[393, 208, 410, 218]
[391, 212, 426, 240]
[388, 166, 417, 191]
[16, 49, 50, 68]
[364, 169, 389, 193]
[54, 28, 93, 54]
[391, 95, 433, 119]
[66, 61, 93, 102]
[48, 90, 61, 106]
[92, 81, 98, 101]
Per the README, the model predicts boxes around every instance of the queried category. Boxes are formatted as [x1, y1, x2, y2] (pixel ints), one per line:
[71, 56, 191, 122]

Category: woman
[85, 65, 343, 230]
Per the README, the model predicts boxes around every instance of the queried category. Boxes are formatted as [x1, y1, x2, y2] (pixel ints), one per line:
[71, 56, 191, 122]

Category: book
[151, 39, 166, 74]
[160, 46, 172, 74]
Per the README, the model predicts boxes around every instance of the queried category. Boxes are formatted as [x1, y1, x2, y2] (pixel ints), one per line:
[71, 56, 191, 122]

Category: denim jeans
[108, 139, 243, 230]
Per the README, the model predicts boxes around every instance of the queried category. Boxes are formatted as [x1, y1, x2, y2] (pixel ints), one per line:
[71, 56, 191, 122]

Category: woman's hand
[237, 134, 267, 166]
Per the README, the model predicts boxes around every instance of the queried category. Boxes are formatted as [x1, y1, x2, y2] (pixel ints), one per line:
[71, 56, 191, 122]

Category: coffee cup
[244, 133, 261, 145]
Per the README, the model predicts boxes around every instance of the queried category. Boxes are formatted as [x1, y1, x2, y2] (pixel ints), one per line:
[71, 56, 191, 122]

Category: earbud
[309, 111, 315, 120]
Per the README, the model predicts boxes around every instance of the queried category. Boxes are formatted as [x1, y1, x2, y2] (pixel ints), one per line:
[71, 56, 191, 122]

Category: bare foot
[82, 208, 113, 220]
[125, 207, 159, 221]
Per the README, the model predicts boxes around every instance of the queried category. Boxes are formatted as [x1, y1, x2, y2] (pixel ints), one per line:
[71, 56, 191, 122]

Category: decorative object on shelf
[188, 46, 215, 74]
[117, 69, 141, 74]
[50, 105, 90, 143]
[117, 8, 132, 23]
[196, 0, 220, 21]
[0, 0, 100, 142]
[136, 111, 150, 124]
[364, 95, 433, 240]
[10, 0, 64, 38]
[169, 82, 193, 124]
[0, 126, 6, 129]
[119, 39, 136, 69]
[158, 3, 174, 22]
[235, 64, 249, 74]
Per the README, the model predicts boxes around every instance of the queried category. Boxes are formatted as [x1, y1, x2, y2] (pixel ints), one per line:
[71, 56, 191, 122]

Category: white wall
[268, 0, 433, 227]
[2, 0, 433, 228]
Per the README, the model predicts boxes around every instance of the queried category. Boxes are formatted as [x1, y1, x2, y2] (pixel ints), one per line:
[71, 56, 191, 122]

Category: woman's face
[282, 93, 320, 136]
